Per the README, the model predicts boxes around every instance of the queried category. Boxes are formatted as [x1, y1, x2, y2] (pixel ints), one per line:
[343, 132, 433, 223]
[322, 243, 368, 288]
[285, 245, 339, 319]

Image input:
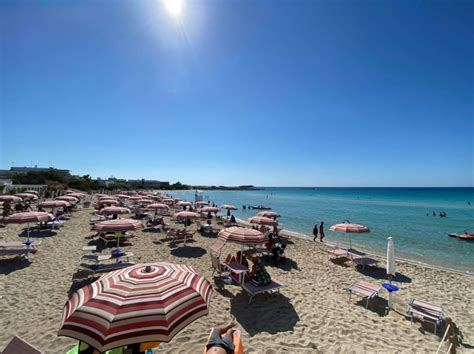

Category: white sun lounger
[79, 261, 135, 274]
[347, 280, 381, 308]
[0, 240, 42, 248]
[242, 279, 284, 304]
[407, 299, 444, 335]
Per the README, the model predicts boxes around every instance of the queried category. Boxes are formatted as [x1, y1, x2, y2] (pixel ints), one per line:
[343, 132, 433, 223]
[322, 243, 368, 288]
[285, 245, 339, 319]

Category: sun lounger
[0, 248, 31, 259]
[407, 299, 444, 335]
[79, 261, 135, 274]
[347, 280, 381, 308]
[2, 335, 43, 354]
[81, 252, 134, 263]
[255, 247, 273, 256]
[0, 240, 42, 248]
[351, 256, 378, 268]
[210, 251, 229, 276]
[331, 248, 348, 258]
[210, 239, 224, 255]
[242, 279, 284, 304]
[98, 233, 132, 245]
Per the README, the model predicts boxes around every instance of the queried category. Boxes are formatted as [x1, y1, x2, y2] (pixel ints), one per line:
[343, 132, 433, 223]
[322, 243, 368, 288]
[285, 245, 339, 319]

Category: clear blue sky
[1, 0, 473, 187]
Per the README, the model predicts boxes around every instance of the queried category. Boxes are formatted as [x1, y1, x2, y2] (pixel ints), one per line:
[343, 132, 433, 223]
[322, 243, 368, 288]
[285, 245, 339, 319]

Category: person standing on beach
[312, 224, 318, 241]
[319, 222, 325, 242]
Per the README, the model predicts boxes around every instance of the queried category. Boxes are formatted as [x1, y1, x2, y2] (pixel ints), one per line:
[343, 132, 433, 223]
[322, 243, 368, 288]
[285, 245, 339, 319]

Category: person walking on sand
[319, 221, 325, 242]
[312, 224, 318, 241]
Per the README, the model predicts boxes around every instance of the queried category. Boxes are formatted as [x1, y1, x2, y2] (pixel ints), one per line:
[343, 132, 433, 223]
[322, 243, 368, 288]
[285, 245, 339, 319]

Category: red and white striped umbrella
[248, 216, 278, 227]
[200, 207, 219, 213]
[56, 196, 79, 204]
[5, 211, 54, 242]
[218, 226, 268, 245]
[115, 194, 130, 199]
[329, 223, 370, 233]
[100, 207, 131, 216]
[15, 193, 38, 200]
[138, 199, 153, 205]
[146, 203, 169, 210]
[92, 219, 142, 232]
[162, 198, 175, 205]
[99, 196, 117, 200]
[220, 204, 237, 210]
[173, 211, 200, 220]
[0, 195, 23, 203]
[39, 200, 70, 209]
[257, 211, 281, 218]
[129, 196, 142, 201]
[329, 222, 370, 249]
[58, 263, 213, 352]
[66, 193, 85, 200]
[195, 201, 208, 206]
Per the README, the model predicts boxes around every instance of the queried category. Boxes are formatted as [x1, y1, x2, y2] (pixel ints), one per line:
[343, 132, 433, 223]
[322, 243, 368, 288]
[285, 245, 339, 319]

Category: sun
[163, 0, 183, 17]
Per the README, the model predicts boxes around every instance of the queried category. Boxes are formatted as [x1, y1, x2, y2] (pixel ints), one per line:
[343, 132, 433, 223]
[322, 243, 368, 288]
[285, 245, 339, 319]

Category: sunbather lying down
[205, 316, 243, 354]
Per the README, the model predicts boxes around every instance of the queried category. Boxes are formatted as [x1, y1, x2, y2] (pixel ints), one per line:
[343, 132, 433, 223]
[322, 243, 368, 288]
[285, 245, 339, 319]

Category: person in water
[312, 224, 318, 241]
[319, 221, 325, 242]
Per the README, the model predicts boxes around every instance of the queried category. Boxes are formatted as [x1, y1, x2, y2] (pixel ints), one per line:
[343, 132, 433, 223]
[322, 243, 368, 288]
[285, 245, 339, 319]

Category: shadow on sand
[230, 292, 299, 336]
[0, 257, 31, 275]
[170, 246, 206, 258]
[357, 266, 412, 283]
[20, 229, 57, 238]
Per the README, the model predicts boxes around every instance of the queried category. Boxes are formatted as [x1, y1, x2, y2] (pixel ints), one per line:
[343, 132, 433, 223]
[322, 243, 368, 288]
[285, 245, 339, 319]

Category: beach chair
[98, 232, 132, 246]
[210, 251, 229, 276]
[2, 335, 43, 354]
[0, 240, 42, 249]
[242, 279, 284, 304]
[331, 248, 348, 258]
[347, 280, 381, 309]
[351, 256, 378, 269]
[79, 261, 135, 274]
[406, 299, 444, 335]
[0, 248, 32, 259]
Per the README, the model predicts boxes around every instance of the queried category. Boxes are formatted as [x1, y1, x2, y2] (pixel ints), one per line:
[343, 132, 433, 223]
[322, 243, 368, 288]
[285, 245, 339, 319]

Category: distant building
[0, 166, 71, 177]
[128, 179, 170, 189]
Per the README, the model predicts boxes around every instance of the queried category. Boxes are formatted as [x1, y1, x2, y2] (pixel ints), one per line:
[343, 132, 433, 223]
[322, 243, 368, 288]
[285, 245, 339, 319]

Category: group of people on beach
[312, 221, 325, 242]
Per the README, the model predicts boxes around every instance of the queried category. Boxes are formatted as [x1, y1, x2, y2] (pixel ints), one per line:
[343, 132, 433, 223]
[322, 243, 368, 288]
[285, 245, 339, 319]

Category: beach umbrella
[195, 201, 208, 206]
[257, 211, 281, 218]
[58, 263, 213, 352]
[146, 203, 169, 210]
[329, 222, 370, 249]
[218, 226, 268, 245]
[387, 237, 395, 280]
[115, 194, 130, 199]
[100, 207, 131, 216]
[173, 211, 200, 220]
[248, 216, 278, 227]
[92, 219, 142, 232]
[5, 211, 54, 243]
[66, 193, 85, 200]
[56, 196, 79, 204]
[138, 198, 153, 205]
[92, 219, 143, 252]
[162, 198, 175, 205]
[15, 193, 38, 200]
[39, 200, 70, 217]
[99, 199, 119, 206]
[176, 201, 192, 208]
[0, 195, 23, 203]
[220, 204, 237, 210]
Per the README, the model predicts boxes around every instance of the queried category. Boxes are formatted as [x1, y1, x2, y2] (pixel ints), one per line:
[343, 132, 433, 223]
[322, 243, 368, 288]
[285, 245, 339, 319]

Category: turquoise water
[169, 188, 474, 273]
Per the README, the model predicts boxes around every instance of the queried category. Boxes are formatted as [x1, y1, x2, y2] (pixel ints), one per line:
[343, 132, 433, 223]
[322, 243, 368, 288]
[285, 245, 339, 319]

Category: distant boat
[448, 232, 474, 241]
[250, 205, 272, 210]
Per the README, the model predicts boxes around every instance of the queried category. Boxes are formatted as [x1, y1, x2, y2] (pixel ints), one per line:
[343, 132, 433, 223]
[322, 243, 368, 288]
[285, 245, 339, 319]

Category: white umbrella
[386, 236, 395, 309]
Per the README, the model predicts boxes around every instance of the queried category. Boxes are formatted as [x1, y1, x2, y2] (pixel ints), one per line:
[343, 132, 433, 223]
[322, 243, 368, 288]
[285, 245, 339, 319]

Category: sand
[0, 204, 473, 353]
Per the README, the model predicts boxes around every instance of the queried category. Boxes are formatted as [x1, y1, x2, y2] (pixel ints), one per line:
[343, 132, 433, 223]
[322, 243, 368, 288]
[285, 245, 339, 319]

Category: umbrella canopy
[92, 219, 143, 232]
[128, 196, 142, 201]
[218, 226, 268, 245]
[146, 203, 169, 210]
[257, 211, 281, 218]
[100, 207, 131, 216]
[220, 204, 237, 210]
[329, 223, 370, 233]
[173, 211, 200, 220]
[200, 206, 219, 213]
[66, 193, 85, 200]
[329, 222, 370, 249]
[15, 193, 38, 200]
[387, 237, 395, 278]
[58, 263, 213, 352]
[138, 199, 153, 205]
[162, 198, 175, 205]
[38, 200, 70, 209]
[195, 201, 208, 206]
[5, 211, 54, 224]
[248, 216, 278, 227]
[0, 195, 23, 203]
[56, 196, 79, 204]
[115, 194, 130, 199]
[99, 196, 117, 201]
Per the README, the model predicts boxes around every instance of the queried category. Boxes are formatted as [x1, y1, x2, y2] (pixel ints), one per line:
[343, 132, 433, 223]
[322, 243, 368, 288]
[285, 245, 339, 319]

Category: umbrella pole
[27, 223, 30, 243]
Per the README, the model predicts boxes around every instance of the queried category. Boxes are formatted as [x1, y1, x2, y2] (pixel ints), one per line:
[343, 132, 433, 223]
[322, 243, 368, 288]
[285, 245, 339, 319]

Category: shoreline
[236, 218, 474, 277]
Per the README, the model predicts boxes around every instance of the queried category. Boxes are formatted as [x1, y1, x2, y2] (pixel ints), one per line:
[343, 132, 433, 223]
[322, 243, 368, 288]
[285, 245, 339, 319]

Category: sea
[168, 187, 474, 274]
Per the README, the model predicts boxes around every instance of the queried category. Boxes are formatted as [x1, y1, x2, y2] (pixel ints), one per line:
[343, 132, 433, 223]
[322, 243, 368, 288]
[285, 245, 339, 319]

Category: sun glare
[163, 0, 183, 17]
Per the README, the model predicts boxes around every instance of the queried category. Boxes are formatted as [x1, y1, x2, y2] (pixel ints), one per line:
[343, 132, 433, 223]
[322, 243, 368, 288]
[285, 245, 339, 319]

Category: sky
[1, 0, 473, 187]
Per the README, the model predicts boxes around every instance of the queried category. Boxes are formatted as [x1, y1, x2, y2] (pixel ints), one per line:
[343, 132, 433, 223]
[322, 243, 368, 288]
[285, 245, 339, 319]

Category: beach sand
[0, 205, 473, 353]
